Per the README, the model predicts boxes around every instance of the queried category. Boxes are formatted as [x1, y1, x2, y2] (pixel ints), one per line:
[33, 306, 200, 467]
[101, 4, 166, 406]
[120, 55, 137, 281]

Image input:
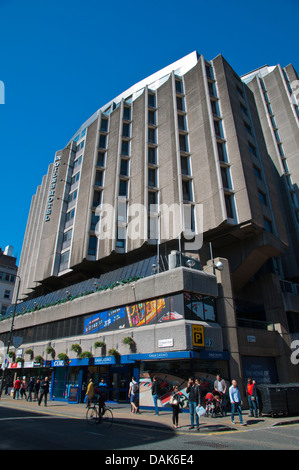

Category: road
[0, 405, 299, 453]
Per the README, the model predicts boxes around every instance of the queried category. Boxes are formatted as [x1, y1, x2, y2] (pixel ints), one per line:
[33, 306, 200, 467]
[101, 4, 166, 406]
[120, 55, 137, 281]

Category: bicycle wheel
[101, 407, 113, 428]
[86, 406, 99, 425]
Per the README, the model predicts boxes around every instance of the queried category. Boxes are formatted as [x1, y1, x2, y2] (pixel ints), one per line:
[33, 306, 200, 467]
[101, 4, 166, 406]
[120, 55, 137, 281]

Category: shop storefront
[137, 350, 230, 409]
[47, 350, 229, 406]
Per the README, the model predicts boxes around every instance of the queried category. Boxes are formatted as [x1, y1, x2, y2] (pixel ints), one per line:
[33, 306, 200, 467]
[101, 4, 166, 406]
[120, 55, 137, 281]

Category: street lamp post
[0, 275, 21, 398]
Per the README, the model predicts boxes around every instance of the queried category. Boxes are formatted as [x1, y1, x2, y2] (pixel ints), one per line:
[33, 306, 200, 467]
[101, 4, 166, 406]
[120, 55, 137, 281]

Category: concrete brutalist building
[0, 51, 298, 405]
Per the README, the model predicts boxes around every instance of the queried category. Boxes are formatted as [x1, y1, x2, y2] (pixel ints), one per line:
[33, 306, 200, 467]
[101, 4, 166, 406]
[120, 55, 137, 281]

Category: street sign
[192, 324, 205, 348]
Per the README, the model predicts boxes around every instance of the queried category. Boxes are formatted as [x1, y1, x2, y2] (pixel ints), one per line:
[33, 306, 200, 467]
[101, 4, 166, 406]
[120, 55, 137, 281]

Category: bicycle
[86, 402, 113, 428]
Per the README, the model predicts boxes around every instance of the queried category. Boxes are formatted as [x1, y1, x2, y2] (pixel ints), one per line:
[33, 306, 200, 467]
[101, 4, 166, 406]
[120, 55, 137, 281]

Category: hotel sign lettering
[45, 155, 61, 222]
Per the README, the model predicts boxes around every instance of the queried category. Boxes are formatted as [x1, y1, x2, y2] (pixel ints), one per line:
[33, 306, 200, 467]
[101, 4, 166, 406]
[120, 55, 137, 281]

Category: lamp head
[215, 261, 223, 271]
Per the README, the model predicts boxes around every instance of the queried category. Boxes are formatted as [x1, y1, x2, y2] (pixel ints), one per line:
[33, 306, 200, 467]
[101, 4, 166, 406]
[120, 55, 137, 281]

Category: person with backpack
[128, 376, 139, 413]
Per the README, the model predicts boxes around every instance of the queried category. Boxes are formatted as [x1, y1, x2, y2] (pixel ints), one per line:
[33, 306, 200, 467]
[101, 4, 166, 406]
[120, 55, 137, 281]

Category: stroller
[203, 390, 224, 417]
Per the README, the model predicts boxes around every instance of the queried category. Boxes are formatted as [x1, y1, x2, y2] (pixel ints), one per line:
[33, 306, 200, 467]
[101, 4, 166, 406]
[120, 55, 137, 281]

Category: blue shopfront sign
[94, 356, 116, 365]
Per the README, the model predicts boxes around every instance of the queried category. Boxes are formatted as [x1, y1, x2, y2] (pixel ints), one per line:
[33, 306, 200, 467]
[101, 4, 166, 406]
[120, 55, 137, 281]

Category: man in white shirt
[229, 380, 246, 426]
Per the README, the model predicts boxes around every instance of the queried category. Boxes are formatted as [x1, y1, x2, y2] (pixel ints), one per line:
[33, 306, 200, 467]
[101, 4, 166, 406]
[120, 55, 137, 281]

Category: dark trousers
[172, 405, 179, 426]
[38, 392, 48, 406]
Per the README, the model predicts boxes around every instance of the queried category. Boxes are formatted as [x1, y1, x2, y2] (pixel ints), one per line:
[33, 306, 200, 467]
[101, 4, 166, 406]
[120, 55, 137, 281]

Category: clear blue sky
[0, 0, 298, 262]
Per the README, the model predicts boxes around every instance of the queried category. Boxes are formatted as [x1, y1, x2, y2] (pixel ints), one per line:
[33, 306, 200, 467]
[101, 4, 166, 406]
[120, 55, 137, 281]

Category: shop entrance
[86, 363, 132, 403]
[110, 364, 130, 402]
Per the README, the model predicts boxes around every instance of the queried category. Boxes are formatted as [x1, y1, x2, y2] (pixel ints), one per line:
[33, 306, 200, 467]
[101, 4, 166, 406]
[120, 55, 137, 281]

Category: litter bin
[257, 384, 288, 417]
[284, 384, 299, 415]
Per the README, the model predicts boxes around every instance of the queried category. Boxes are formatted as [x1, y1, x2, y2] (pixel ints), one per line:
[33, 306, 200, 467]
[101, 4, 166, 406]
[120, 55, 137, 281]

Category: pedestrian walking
[85, 378, 94, 408]
[20, 378, 27, 400]
[170, 385, 181, 428]
[128, 376, 139, 414]
[229, 380, 246, 425]
[26, 377, 35, 402]
[214, 373, 228, 415]
[13, 377, 21, 400]
[186, 377, 201, 430]
[151, 376, 161, 416]
[34, 379, 40, 401]
[246, 378, 258, 418]
[38, 377, 49, 406]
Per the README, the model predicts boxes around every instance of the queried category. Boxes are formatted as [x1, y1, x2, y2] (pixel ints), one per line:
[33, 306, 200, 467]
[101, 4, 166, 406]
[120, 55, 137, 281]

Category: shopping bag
[196, 405, 205, 417]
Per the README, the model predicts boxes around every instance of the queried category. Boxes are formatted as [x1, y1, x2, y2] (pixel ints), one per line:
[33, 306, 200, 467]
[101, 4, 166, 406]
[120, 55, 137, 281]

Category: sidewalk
[1, 395, 299, 434]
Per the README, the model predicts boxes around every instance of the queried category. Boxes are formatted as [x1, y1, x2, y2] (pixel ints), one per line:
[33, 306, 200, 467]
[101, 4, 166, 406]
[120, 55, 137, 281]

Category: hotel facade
[1, 52, 298, 406]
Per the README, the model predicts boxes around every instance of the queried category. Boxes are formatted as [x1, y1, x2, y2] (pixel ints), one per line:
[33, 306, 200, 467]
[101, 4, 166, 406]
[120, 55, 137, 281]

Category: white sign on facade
[158, 338, 174, 348]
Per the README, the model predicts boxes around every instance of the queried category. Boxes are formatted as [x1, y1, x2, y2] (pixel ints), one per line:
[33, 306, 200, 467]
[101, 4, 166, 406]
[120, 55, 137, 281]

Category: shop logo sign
[53, 360, 65, 367]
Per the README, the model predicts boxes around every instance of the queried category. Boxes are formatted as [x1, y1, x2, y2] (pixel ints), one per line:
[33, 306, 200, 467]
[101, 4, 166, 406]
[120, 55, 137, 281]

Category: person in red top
[13, 377, 21, 400]
[246, 378, 258, 418]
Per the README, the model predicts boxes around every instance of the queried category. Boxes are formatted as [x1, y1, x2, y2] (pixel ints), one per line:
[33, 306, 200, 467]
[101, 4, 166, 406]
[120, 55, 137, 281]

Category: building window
[182, 180, 193, 202]
[4, 290, 11, 299]
[181, 155, 190, 176]
[177, 114, 186, 131]
[122, 123, 130, 138]
[71, 172, 80, 186]
[221, 167, 230, 189]
[73, 155, 82, 170]
[264, 218, 273, 233]
[248, 143, 257, 157]
[65, 209, 75, 224]
[120, 159, 129, 176]
[59, 251, 70, 271]
[148, 93, 156, 108]
[123, 106, 131, 121]
[211, 100, 220, 116]
[148, 128, 156, 144]
[93, 190, 102, 208]
[176, 96, 184, 111]
[90, 212, 100, 231]
[99, 134, 107, 149]
[88, 236, 97, 256]
[274, 129, 281, 143]
[244, 122, 252, 135]
[148, 168, 157, 188]
[148, 191, 158, 212]
[179, 134, 188, 152]
[253, 166, 262, 180]
[175, 79, 183, 94]
[1, 305, 8, 315]
[236, 85, 244, 99]
[214, 120, 223, 139]
[224, 194, 235, 219]
[148, 110, 156, 125]
[116, 226, 126, 248]
[217, 142, 227, 162]
[209, 82, 217, 98]
[100, 118, 108, 132]
[68, 190, 78, 203]
[119, 179, 128, 197]
[95, 170, 104, 187]
[205, 65, 213, 79]
[97, 152, 105, 167]
[277, 144, 285, 158]
[240, 103, 248, 116]
[62, 229, 72, 249]
[258, 190, 267, 205]
[148, 147, 157, 165]
[121, 140, 130, 156]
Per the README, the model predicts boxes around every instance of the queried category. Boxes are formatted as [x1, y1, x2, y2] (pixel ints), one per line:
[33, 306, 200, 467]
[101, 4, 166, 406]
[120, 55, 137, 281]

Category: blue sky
[0, 0, 298, 262]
